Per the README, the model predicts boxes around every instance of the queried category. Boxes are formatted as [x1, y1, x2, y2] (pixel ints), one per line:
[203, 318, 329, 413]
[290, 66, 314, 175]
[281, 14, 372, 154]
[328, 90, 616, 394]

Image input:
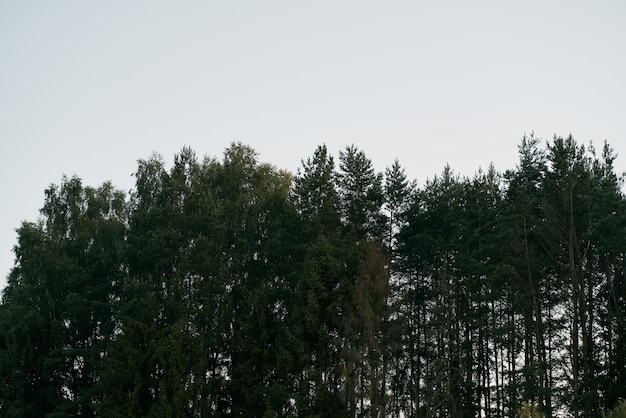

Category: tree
[351, 242, 390, 416]
[338, 145, 385, 242]
[293, 144, 341, 236]
[542, 136, 597, 417]
[503, 134, 554, 416]
[290, 145, 348, 416]
[2, 139, 625, 417]
[383, 159, 415, 417]
[588, 142, 626, 411]
[384, 159, 413, 256]
[0, 177, 127, 417]
[398, 166, 469, 416]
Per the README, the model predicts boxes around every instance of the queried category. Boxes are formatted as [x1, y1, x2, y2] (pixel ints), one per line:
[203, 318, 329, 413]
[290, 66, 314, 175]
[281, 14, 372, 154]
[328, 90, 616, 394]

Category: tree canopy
[1, 137, 625, 417]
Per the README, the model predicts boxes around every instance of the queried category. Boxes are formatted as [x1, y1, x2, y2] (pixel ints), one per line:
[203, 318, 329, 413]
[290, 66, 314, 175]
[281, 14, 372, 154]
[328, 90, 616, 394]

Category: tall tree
[293, 144, 341, 236]
[0, 177, 127, 417]
[588, 142, 626, 411]
[383, 159, 415, 417]
[384, 159, 413, 256]
[216, 143, 296, 416]
[542, 136, 596, 417]
[338, 145, 385, 242]
[2, 139, 625, 418]
[290, 145, 348, 416]
[503, 134, 555, 416]
[398, 166, 467, 416]
[336, 145, 390, 416]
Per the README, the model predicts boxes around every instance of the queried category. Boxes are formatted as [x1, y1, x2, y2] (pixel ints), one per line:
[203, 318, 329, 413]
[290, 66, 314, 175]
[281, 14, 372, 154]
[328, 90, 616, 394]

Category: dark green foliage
[1, 138, 625, 417]
[0, 177, 126, 417]
[338, 145, 386, 242]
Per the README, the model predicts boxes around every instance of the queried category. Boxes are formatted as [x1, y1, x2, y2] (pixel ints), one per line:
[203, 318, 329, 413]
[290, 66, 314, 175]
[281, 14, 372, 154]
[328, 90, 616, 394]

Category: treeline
[0, 135, 625, 417]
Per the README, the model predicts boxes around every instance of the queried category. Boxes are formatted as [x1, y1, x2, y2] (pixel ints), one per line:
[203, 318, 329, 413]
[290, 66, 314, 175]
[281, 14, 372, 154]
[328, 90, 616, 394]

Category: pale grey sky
[1, 1, 625, 291]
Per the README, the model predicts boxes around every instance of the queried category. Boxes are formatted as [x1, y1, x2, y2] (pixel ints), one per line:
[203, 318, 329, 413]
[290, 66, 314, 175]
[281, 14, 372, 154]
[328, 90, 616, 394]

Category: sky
[1, 1, 625, 292]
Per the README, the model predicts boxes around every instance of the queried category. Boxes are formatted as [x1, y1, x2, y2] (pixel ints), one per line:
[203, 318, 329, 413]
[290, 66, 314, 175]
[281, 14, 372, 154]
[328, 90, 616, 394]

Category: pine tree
[338, 145, 385, 242]
[588, 142, 626, 410]
[503, 134, 554, 416]
[290, 145, 347, 415]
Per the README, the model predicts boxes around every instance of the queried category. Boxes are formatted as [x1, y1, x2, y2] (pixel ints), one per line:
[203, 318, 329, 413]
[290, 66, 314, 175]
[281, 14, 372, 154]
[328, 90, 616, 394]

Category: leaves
[1, 138, 625, 417]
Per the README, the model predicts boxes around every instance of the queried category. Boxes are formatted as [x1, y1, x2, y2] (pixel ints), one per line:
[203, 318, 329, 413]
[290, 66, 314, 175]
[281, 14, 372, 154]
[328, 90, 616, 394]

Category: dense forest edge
[1, 134, 625, 417]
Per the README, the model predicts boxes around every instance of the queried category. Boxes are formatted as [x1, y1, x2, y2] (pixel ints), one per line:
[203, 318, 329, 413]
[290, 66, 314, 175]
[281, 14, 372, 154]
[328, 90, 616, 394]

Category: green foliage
[0, 176, 127, 417]
[1, 138, 625, 417]
[338, 144, 385, 241]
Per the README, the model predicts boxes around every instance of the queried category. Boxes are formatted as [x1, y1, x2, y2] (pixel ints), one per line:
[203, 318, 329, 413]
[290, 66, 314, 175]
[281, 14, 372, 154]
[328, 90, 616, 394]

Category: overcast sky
[1, 1, 625, 291]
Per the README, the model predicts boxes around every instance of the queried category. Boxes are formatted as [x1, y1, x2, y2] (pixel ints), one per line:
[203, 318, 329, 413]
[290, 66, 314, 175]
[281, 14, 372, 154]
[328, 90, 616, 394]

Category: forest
[0, 134, 625, 417]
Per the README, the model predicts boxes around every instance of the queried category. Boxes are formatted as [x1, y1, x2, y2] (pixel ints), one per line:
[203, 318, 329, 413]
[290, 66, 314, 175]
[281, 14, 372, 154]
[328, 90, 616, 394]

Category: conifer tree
[338, 145, 385, 242]
[290, 145, 347, 415]
[1, 139, 625, 417]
